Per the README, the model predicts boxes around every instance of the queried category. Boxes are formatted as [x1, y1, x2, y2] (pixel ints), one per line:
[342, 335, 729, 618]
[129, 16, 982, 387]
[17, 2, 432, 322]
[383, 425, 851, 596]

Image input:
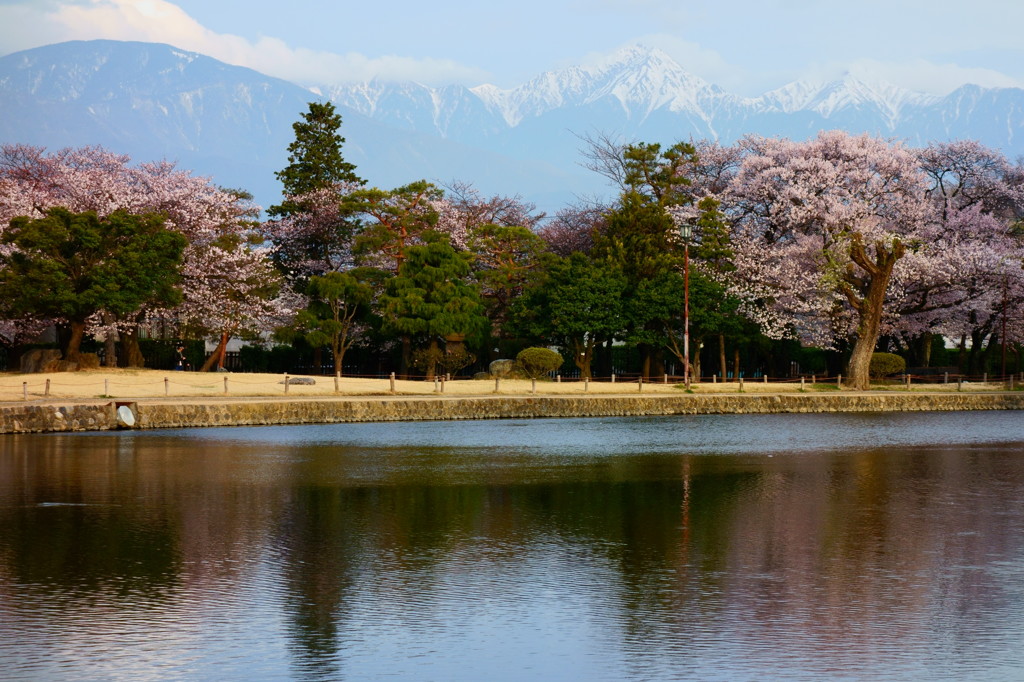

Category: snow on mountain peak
[755, 72, 941, 126]
[472, 44, 719, 126]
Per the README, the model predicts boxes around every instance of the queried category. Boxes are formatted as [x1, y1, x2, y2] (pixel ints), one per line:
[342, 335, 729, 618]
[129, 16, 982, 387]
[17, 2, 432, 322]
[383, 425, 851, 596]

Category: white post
[837, 374, 842, 389]
[45, 379, 50, 397]
[800, 376, 805, 391]
[390, 372, 396, 393]
[584, 377, 589, 392]
[104, 379, 109, 396]
[638, 376, 643, 393]
[284, 374, 289, 394]
[611, 373, 616, 384]
[531, 378, 536, 394]
[494, 377, 500, 393]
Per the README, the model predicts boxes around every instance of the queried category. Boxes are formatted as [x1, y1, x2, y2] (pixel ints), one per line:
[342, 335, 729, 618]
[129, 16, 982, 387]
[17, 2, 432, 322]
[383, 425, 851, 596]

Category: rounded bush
[869, 352, 906, 378]
[516, 347, 563, 379]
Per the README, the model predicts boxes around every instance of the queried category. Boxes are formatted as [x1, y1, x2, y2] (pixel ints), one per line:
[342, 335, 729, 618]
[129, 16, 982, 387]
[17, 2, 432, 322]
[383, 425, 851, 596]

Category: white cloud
[0, 0, 488, 85]
[848, 59, 1024, 95]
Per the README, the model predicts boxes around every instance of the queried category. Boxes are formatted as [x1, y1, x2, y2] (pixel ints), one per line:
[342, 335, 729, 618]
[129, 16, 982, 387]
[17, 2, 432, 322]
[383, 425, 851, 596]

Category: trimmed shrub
[870, 352, 906, 378]
[516, 347, 563, 379]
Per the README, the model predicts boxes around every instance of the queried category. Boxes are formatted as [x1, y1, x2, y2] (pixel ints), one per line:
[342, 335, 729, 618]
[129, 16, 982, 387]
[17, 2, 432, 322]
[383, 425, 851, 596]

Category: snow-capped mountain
[2, 40, 1023, 214]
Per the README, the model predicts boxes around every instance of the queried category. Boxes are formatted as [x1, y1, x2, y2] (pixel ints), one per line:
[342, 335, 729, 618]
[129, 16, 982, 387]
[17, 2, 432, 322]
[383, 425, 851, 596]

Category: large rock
[489, 359, 515, 377]
[19, 349, 62, 373]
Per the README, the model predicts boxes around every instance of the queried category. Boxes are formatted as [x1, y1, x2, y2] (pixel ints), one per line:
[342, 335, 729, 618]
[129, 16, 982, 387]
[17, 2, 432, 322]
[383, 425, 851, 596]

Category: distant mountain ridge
[3, 40, 1023, 214]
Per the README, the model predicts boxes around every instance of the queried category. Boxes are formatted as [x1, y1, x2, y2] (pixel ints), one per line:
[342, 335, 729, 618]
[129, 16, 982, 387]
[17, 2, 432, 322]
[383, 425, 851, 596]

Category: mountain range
[2, 40, 1023, 215]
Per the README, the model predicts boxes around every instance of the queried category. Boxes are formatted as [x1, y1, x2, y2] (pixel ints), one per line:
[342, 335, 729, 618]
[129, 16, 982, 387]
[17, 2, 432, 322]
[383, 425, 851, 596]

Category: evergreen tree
[380, 232, 487, 379]
[269, 101, 362, 218]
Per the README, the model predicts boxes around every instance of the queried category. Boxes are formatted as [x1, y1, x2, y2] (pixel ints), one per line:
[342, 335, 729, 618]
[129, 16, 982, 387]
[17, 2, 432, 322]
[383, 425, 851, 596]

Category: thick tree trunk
[844, 237, 904, 390]
[64, 320, 87, 362]
[119, 324, 145, 368]
[573, 339, 593, 379]
[424, 338, 439, 380]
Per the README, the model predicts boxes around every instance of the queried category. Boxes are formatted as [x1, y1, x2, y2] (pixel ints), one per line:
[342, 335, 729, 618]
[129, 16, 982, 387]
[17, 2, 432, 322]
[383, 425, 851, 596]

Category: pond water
[2, 412, 1024, 681]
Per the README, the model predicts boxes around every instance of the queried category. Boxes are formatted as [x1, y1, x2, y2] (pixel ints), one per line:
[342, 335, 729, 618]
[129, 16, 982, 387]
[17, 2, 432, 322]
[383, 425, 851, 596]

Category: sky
[0, 0, 1022, 96]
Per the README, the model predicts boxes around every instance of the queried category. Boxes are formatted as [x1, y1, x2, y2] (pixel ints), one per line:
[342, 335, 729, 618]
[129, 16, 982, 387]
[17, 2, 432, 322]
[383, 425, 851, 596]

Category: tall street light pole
[680, 220, 692, 389]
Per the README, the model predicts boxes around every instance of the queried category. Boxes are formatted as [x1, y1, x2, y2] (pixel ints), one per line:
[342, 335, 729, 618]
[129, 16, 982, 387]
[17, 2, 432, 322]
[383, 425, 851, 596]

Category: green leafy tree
[690, 195, 746, 380]
[293, 269, 376, 375]
[380, 232, 487, 379]
[468, 222, 547, 336]
[269, 101, 362, 218]
[513, 253, 626, 378]
[590, 141, 699, 377]
[0, 207, 186, 363]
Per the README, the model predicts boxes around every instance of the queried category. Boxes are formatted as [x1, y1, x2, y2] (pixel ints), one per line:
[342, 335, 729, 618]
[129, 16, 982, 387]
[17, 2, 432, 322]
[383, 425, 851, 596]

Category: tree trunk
[119, 324, 145, 368]
[332, 339, 345, 376]
[844, 236, 905, 391]
[102, 313, 118, 368]
[424, 338, 439, 380]
[733, 347, 740, 382]
[691, 336, 702, 382]
[64, 320, 87, 362]
[200, 332, 230, 372]
[400, 335, 411, 377]
[719, 334, 727, 382]
[573, 339, 593, 379]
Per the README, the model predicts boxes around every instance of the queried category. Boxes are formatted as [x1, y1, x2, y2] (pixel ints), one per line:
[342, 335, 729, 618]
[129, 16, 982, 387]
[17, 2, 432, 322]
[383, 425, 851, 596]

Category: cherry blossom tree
[264, 181, 364, 282]
[0, 144, 284, 366]
[729, 131, 930, 389]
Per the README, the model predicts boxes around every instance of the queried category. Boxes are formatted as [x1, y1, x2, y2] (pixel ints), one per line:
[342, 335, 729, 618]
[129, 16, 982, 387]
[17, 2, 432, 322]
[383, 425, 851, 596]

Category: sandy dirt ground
[0, 368, 1012, 404]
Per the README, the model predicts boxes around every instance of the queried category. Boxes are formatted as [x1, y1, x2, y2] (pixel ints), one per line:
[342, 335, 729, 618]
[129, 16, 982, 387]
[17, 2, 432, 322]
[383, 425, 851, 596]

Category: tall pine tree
[269, 101, 362, 218]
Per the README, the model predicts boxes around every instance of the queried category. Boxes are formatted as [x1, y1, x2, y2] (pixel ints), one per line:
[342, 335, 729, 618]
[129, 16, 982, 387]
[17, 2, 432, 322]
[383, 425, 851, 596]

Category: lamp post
[679, 220, 693, 389]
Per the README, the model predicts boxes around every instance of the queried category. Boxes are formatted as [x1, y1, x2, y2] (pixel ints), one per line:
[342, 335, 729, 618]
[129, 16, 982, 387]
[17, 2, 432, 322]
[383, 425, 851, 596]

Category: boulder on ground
[20, 349, 62, 373]
[280, 376, 316, 385]
[489, 359, 515, 378]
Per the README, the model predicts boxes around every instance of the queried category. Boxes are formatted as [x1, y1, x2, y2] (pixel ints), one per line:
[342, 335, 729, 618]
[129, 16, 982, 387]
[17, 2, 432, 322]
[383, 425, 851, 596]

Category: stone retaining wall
[2, 392, 1024, 434]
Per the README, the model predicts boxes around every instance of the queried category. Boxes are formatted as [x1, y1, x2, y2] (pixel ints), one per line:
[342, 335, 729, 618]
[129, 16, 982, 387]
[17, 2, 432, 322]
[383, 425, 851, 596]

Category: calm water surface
[2, 411, 1024, 681]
